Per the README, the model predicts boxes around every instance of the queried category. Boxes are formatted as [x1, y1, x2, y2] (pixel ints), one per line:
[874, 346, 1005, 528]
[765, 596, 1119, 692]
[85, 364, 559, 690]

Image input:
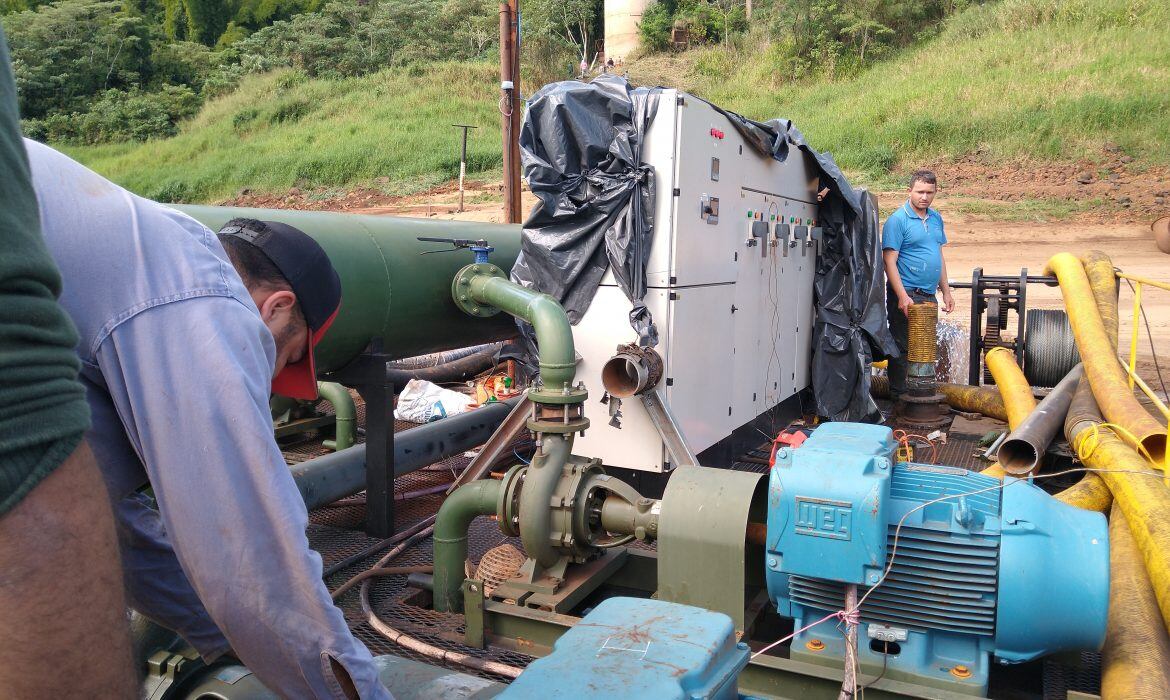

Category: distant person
[0, 27, 136, 698]
[25, 139, 392, 699]
[882, 169, 955, 399]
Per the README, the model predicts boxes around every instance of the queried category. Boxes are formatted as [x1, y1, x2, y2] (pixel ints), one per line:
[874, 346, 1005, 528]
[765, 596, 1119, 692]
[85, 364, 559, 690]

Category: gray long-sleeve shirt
[25, 139, 391, 700]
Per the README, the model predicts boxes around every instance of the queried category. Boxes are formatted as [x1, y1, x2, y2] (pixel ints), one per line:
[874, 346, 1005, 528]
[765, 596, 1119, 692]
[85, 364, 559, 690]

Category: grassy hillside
[633, 0, 1170, 185]
[63, 63, 507, 203]
[66, 0, 1170, 201]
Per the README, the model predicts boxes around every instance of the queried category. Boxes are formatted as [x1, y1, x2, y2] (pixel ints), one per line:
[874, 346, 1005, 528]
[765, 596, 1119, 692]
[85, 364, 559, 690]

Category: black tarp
[511, 76, 896, 422]
[510, 75, 662, 347]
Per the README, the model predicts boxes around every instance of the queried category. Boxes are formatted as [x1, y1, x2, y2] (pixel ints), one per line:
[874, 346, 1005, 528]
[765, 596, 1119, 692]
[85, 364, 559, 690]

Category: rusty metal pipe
[999, 365, 1083, 475]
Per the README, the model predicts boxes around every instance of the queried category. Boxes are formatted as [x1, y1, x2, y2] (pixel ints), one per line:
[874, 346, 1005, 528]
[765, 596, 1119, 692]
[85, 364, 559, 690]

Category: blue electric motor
[765, 423, 1109, 694]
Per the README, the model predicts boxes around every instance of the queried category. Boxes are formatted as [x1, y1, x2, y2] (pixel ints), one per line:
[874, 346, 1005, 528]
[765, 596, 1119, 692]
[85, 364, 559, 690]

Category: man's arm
[881, 216, 912, 317]
[0, 26, 136, 699]
[97, 295, 390, 700]
[938, 247, 955, 313]
[883, 249, 913, 317]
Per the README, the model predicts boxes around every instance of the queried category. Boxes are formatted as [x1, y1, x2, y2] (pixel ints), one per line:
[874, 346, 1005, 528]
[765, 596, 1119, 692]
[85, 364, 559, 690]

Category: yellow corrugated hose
[869, 375, 1009, 422]
[1046, 252, 1167, 464]
[1101, 503, 1170, 699]
[1057, 251, 1118, 512]
[980, 348, 1036, 478]
[938, 383, 1009, 423]
[984, 347, 1036, 431]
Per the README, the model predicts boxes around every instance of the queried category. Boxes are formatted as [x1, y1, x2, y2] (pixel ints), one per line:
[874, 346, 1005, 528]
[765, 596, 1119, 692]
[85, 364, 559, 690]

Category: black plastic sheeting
[511, 75, 661, 347]
[509, 76, 896, 422]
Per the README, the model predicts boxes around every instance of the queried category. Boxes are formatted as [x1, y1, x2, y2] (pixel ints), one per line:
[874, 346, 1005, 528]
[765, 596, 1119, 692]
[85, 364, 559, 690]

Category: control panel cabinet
[574, 90, 820, 472]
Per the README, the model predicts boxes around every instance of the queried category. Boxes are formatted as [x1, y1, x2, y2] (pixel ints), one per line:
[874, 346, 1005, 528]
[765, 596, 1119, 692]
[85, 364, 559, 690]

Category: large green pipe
[433, 478, 501, 613]
[174, 206, 522, 372]
[464, 271, 576, 394]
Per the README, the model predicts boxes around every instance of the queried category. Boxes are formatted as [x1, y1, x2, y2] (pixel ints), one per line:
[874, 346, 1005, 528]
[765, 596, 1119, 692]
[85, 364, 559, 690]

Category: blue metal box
[499, 597, 749, 699]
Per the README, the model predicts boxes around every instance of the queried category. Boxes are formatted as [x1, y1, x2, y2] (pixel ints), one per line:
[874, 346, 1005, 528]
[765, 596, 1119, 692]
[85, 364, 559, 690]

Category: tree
[524, 0, 599, 66]
[3, 0, 152, 117]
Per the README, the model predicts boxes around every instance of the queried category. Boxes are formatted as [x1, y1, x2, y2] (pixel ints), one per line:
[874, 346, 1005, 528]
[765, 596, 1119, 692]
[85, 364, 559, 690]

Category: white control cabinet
[573, 90, 821, 472]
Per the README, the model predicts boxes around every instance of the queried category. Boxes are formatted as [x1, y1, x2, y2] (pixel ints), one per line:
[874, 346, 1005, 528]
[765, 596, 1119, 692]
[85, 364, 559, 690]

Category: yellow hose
[1072, 422, 1170, 634]
[1046, 252, 1166, 464]
[937, 383, 1009, 422]
[980, 348, 1036, 478]
[1055, 468, 1113, 513]
[870, 375, 1009, 422]
[1057, 251, 1118, 510]
[1101, 503, 1170, 698]
[984, 347, 1036, 431]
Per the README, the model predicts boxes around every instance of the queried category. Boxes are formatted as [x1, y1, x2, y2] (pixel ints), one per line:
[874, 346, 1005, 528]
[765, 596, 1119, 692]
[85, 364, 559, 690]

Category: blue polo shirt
[882, 201, 947, 294]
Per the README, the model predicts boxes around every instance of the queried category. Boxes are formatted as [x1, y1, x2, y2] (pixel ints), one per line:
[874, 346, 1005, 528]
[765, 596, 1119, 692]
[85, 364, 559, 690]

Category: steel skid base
[427, 548, 1010, 700]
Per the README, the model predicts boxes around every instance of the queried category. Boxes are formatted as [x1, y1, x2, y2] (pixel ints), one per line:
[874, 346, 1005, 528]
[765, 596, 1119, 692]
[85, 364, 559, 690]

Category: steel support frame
[322, 338, 396, 537]
[471, 592, 976, 699]
[952, 269, 1057, 386]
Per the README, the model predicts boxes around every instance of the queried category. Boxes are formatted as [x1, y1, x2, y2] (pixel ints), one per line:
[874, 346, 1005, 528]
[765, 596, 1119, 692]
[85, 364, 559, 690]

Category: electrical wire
[1123, 278, 1168, 399]
[858, 641, 890, 692]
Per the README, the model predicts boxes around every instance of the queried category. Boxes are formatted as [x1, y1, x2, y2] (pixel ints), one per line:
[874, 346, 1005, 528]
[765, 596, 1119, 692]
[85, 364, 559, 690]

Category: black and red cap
[219, 218, 342, 400]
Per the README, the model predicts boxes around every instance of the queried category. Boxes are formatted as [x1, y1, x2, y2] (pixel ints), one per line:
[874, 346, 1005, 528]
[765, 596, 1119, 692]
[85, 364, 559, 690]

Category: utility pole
[499, 0, 522, 223]
[453, 124, 478, 212]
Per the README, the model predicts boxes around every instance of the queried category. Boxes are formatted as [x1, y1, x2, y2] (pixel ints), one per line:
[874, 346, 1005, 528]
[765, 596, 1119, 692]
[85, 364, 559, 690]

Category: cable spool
[1023, 309, 1081, 388]
[907, 302, 939, 363]
[473, 543, 526, 597]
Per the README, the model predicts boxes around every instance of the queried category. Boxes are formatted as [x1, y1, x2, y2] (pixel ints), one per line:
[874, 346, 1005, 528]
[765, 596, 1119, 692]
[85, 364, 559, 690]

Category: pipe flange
[497, 464, 526, 537]
[527, 417, 591, 434]
[528, 387, 589, 405]
[452, 263, 507, 317]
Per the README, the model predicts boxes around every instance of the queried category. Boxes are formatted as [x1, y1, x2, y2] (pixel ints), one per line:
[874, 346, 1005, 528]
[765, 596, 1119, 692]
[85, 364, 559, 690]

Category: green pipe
[463, 269, 577, 396]
[433, 478, 501, 613]
[519, 434, 573, 570]
[174, 205, 521, 372]
[316, 381, 356, 451]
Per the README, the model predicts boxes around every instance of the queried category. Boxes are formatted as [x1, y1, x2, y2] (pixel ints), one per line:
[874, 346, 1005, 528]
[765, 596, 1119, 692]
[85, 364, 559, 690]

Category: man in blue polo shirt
[882, 169, 955, 399]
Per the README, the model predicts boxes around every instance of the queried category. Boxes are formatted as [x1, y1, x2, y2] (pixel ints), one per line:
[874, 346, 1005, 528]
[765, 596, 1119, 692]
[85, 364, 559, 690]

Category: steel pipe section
[432, 478, 502, 614]
[174, 205, 522, 372]
[291, 398, 518, 510]
[998, 364, 1083, 476]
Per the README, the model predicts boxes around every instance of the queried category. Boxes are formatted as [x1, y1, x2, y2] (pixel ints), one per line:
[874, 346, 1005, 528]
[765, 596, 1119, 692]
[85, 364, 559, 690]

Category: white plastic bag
[394, 379, 474, 423]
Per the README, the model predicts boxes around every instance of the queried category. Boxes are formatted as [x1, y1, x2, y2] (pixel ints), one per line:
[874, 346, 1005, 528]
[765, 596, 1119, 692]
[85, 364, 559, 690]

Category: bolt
[777, 447, 789, 460]
[868, 572, 879, 583]
[768, 557, 778, 568]
[469, 584, 478, 593]
[876, 457, 890, 470]
[459, 294, 469, 301]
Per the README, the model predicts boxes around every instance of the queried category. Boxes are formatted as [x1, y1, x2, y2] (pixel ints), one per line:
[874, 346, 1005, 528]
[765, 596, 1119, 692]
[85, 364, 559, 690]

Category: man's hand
[898, 293, 913, 317]
[942, 288, 955, 314]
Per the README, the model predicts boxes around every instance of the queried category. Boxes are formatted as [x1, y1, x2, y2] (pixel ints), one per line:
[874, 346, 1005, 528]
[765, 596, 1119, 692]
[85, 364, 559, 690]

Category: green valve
[747, 210, 753, 218]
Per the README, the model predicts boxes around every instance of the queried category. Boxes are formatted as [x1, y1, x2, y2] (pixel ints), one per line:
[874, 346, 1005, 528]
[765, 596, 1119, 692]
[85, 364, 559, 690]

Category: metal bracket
[462, 579, 486, 648]
[640, 390, 698, 468]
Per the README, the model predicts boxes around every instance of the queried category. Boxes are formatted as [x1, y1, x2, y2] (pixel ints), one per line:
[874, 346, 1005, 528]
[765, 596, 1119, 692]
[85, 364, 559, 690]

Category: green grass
[631, 0, 1170, 184]
[63, 62, 508, 203]
[63, 0, 1170, 203]
[946, 195, 1108, 221]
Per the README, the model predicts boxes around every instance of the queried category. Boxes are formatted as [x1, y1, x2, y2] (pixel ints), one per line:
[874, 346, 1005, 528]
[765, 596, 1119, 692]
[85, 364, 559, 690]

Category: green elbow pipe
[316, 381, 356, 451]
[433, 479, 502, 613]
[461, 268, 577, 396]
[519, 434, 573, 570]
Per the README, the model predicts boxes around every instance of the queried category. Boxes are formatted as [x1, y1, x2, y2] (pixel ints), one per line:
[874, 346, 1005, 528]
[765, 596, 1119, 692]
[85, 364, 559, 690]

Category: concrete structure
[604, 0, 651, 62]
